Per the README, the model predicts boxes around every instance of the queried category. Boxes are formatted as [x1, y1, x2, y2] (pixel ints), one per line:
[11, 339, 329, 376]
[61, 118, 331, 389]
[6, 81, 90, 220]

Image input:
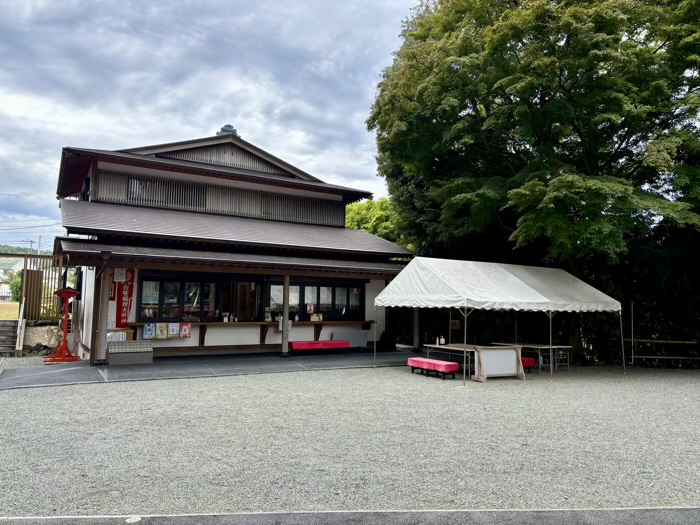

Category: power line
[0, 223, 61, 231]
[0, 219, 61, 224]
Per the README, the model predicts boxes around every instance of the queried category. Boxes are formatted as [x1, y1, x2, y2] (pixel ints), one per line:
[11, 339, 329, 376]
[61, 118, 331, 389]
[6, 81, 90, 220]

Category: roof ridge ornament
[216, 124, 240, 137]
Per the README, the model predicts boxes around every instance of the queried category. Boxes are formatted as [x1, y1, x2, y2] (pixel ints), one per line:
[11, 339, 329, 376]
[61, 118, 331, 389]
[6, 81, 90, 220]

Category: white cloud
[0, 0, 414, 246]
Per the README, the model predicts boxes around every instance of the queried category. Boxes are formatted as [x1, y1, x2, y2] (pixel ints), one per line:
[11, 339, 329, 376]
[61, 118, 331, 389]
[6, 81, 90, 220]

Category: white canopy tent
[374, 257, 624, 376]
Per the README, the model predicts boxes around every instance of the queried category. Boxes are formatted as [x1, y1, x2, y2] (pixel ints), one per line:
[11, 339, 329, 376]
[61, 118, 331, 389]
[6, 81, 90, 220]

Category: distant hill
[0, 245, 52, 256]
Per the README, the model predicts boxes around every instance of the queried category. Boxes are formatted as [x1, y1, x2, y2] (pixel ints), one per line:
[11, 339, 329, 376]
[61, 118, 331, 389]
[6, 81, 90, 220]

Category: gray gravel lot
[1, 365, 699, 517]
[0, 356, 45, 370]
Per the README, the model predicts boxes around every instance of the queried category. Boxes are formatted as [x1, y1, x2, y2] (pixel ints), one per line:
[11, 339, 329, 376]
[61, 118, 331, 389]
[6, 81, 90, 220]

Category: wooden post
[89, 268, 101, 366]
[281, 274, 290, 355]
[95, 269, 111, 363]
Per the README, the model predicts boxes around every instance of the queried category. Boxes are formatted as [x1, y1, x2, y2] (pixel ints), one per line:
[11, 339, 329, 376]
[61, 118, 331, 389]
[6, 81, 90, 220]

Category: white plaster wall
[365, 279, 387, 342]
[264, 325, 315, 344]
[205, 325, 260, 346]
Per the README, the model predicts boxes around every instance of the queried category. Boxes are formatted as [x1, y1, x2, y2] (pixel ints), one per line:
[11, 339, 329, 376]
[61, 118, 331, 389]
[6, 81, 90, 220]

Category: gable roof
[56, 146, 372, 203]
[121, 134, 322, 182]
[374, 256, 621, 312]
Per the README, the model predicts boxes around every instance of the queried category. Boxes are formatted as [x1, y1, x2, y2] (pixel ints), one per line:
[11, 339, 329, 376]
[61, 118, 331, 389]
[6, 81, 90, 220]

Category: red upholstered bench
[408, 357, 460, 380]
[522, 357, 536, 372]
[289, 340, 350, 355]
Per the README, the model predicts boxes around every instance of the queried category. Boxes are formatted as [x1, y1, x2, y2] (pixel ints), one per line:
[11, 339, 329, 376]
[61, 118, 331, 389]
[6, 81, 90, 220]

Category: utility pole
[22, 239, 35, 255]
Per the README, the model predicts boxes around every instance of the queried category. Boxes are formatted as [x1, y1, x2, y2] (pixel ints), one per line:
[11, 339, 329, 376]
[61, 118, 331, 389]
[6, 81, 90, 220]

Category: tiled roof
[57, 239, 406, 275]
[60, 200, 413, 258]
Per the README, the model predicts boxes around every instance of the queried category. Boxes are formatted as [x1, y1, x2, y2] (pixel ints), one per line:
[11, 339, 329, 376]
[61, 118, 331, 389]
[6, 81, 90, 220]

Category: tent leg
[631, 301, 634, 366]
[373, 321, 376, 368]
[463, 307, 467, 346]
[448, 309, 452, 345]
[463, 307, 467, 385]
[547, 311, 554, 379]
[619, 312, 626, 375]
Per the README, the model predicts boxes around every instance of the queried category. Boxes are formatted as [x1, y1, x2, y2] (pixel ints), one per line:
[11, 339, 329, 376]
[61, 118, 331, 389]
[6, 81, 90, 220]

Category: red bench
[289, 340, 350, 355]
[408, 357, 460, 380]
[522, 357, 536, 372]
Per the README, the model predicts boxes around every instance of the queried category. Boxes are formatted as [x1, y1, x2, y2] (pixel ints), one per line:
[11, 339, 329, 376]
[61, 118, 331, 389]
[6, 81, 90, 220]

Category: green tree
[346, 197, 409, 246]
[368, 0, 700, 268]
[10, 272, 22, 302]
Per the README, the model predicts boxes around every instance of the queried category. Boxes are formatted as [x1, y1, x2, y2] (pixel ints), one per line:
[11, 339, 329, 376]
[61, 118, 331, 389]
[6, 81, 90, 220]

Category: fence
[20, 255, 66, 322]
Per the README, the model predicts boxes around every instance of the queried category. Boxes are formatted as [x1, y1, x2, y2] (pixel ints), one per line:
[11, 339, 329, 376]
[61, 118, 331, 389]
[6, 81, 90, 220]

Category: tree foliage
[10, 273, 22, 302]
[368, 0, 700, 266]
[346, 197, 409, 246]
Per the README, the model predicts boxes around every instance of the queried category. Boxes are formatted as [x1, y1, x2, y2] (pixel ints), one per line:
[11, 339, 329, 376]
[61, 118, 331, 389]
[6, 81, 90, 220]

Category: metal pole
[463, 347, 467, 387]
[463, 307, 467, 345]
[631, 300, 634, 365]
[619, 312, 626, 374]
[448, 309, 452, 344]
[549, 311, 553, 379]
[463, 307, 468, 385]
[373, 321, 376, 368]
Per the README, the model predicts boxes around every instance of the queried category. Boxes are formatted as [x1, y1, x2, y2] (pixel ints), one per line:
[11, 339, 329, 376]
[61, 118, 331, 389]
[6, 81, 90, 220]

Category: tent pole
[548, 311, 554, 379]
[631, 300, 634, 365]
[463, 307, 467, 386]
[373, 320, 376, 368]
[619, 312, 626, 375]
[448, 309, 452, 344]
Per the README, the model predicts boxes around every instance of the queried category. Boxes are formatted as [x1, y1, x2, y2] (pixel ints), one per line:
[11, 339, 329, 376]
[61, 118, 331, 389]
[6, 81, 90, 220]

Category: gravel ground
[1, 366, 699, 517]
[0, 356, 45, 370]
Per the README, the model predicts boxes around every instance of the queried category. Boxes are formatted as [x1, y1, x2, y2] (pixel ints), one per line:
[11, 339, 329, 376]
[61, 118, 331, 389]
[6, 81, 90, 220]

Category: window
[162, 281, 181, 319]
[139, 277, 219, 322]
[268, 283, 365, 321]
[141, 281, 160, 319]
[319, 286, 332, 318]
[335, 287, 348, 319]
[184, 283, 201, 321]
[269, 285, 300, 320]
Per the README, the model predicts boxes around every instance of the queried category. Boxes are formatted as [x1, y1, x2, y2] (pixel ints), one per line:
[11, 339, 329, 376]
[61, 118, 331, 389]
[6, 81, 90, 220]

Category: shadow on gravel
[0, 351, 416, 391]
[1, 508, 700, 525]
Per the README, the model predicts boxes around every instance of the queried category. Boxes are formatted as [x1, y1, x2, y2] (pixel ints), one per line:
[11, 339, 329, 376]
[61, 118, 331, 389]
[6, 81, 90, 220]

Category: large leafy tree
[368, 0, 700, 271]
[346, 197, 408, 246]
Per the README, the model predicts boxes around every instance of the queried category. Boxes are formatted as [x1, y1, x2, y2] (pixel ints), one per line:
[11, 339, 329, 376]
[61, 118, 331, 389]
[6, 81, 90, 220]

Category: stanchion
[43, 288, 81, 364]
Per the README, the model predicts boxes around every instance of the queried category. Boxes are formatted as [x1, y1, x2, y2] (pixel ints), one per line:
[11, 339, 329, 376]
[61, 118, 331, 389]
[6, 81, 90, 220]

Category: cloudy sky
[0, 0, 415, 251]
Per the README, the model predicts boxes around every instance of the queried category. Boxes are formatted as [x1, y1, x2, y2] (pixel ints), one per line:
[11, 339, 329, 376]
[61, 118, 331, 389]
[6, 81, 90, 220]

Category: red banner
[116, 269, 135, 329]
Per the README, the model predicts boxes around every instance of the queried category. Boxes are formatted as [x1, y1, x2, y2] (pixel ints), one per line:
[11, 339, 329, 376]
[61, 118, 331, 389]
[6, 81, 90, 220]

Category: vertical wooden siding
[160, 143, 291, 175]
[92, 169, 345, 227]
[22, 255, 65, 322]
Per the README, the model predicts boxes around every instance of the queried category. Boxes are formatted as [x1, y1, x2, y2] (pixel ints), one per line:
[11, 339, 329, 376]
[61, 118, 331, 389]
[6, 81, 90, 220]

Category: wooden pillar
[96, 269, 111, 363]
[90, 268, 110, 365]
[281, 274, 290, 355]
[413, 307, 420, 350]
[89, 269, 101, 366]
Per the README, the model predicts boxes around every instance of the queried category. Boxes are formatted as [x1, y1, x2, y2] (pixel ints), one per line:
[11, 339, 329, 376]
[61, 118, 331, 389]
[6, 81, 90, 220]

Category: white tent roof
[374, 257, 621, 313]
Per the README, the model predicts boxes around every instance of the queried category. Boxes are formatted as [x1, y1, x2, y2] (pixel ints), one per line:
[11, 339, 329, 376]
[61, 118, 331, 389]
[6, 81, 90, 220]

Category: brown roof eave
[56, 150, 92, 197]
[57, 148, 372, 203]
[63, 225, 411, 259]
